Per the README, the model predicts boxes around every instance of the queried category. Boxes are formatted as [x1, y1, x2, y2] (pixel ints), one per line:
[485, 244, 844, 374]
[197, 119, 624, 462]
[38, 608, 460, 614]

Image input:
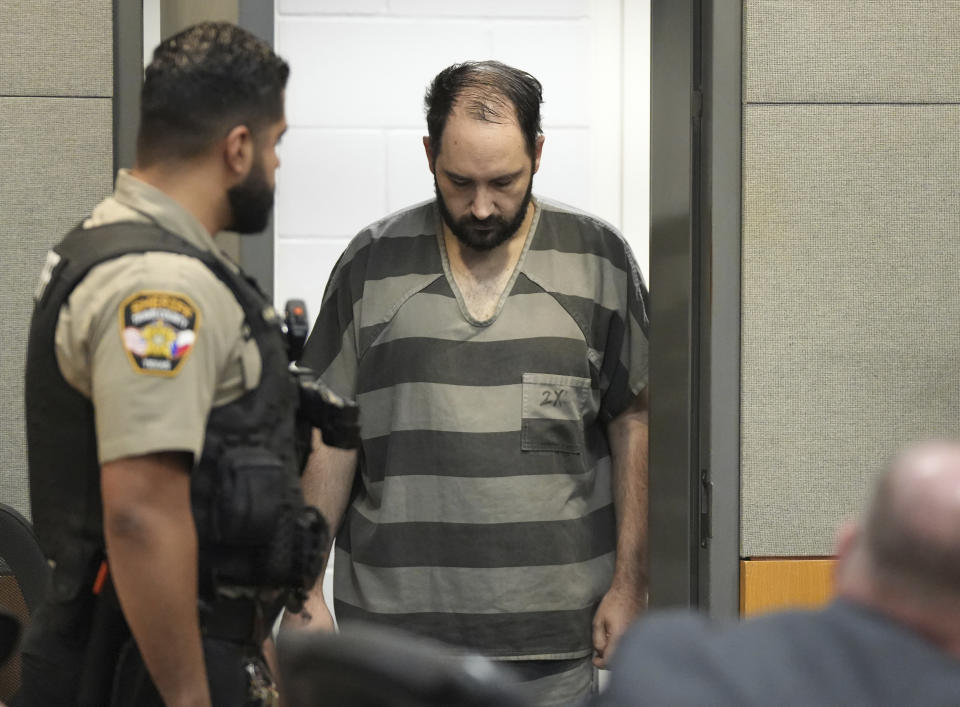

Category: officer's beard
[227, 156, 274, 234]
[435, 173, 533, 252]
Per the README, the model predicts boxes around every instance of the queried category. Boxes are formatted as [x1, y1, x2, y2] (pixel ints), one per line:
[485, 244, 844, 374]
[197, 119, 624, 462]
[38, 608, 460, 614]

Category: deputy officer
[20, 23, 323, 707]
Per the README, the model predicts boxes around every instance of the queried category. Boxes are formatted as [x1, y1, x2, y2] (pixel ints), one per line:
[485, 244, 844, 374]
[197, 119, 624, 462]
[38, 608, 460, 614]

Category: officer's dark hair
[424, 60, 543, 159]
[137, 22, 289, 166]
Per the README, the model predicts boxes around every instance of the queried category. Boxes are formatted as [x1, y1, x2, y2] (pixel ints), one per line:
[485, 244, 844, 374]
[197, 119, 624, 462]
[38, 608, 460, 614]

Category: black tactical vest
[25, 221, 309, 602]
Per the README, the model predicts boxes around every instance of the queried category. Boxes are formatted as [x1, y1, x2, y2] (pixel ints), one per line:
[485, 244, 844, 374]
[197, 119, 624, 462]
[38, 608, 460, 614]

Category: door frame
[649, 0, 741, 617]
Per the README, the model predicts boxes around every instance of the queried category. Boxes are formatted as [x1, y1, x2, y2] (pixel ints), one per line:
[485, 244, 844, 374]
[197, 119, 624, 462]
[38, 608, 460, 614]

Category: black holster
[198, 446, 328, 614]
[295, 370, 361, 450]
[77, 577, 129, 707]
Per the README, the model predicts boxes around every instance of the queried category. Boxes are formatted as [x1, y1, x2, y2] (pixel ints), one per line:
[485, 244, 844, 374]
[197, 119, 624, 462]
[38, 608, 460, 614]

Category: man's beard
[435, 175, 533, 252]
[226, 157, 274, 234]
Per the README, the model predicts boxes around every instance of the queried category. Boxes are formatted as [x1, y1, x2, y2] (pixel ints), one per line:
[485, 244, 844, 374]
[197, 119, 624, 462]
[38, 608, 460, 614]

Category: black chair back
[278, 622, 529, 707]
[0, 502, 50, 701]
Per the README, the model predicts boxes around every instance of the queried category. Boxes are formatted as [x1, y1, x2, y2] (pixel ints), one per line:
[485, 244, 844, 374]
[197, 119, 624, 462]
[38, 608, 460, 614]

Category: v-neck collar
[435, 199, 542, 327]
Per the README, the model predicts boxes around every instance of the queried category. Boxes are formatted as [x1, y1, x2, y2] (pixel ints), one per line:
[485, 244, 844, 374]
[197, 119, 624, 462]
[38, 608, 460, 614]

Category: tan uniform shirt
[53, 170, 262, 464]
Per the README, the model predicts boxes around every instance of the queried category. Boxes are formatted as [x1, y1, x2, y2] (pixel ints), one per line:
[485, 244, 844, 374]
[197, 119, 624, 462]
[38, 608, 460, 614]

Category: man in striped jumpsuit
[292, 61, 650, 706]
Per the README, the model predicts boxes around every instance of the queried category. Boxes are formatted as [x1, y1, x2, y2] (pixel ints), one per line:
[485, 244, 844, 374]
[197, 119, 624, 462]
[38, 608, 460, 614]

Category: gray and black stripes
[300, 198, 649, 658]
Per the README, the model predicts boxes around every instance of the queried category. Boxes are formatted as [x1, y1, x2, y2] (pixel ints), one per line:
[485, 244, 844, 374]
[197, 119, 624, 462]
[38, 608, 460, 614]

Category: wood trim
[740, 558, 836, 617]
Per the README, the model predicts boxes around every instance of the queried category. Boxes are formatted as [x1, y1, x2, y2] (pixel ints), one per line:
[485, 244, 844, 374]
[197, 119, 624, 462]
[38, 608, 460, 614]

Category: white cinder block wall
[274, 0, 650, 323]
[273, 0, 650, 623]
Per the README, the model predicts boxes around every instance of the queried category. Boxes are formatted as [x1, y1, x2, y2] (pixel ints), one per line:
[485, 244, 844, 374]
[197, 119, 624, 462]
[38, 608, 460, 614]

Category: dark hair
[424, 61, 543, 159]
[137, 22, 289, 165]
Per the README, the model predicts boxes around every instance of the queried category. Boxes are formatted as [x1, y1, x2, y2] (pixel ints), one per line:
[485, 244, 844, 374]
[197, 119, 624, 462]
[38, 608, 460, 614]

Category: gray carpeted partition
[740, 0, 960, 555]
[0, 0, 114, 518]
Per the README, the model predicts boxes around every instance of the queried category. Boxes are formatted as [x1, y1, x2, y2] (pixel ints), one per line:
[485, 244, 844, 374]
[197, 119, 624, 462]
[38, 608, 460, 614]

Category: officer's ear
[423, 136, 436, 174]
[223, 124, 255, 180]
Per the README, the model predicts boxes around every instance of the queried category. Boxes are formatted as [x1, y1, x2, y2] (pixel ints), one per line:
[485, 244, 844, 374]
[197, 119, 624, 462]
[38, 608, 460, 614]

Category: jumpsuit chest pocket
[521, 373, 591, 454]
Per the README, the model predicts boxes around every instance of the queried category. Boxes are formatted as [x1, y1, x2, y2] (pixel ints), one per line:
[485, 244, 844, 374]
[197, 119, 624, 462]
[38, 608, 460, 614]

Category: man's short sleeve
[598, 238, 650, 422]
[298, 242, 366, 399]
[56, 251, 245, 464]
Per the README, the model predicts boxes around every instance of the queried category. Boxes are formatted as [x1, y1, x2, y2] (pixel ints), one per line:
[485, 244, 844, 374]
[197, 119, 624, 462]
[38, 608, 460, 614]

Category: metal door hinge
[699, 468, 712, 548]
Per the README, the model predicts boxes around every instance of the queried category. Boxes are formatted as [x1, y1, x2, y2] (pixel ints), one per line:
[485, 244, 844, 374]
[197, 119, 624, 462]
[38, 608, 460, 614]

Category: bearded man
[292, 61, 650, 707]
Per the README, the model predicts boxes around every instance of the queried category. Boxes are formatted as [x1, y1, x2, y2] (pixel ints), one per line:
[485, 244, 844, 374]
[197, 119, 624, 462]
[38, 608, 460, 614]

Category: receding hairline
[453, 89, 520, 126]
[425, 60, 543, 158]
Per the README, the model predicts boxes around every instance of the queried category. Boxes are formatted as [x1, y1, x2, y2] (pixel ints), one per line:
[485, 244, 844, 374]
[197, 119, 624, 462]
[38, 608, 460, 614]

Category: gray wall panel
[741, 104, 960, 556]
[162, 0, 238, 38]
[0, 0, 113, 97]
[0, 98, 114, 517]
[744, 0, 960, 104]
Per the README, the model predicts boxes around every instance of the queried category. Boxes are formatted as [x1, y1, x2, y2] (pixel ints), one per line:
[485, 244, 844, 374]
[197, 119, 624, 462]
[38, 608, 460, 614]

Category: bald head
[848, 440, 960, 602]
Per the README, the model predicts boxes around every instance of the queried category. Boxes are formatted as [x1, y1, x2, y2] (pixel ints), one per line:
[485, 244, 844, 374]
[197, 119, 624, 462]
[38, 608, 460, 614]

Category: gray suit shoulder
[597, 602, 960, 707]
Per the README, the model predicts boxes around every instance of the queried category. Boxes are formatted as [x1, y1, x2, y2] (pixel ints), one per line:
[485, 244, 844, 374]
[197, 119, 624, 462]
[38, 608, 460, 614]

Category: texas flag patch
[119, 291, 199, 376]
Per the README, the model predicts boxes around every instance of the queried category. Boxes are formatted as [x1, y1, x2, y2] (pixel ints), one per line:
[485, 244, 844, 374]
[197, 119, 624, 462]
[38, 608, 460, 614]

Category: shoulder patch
[119, 291, 200, 376]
